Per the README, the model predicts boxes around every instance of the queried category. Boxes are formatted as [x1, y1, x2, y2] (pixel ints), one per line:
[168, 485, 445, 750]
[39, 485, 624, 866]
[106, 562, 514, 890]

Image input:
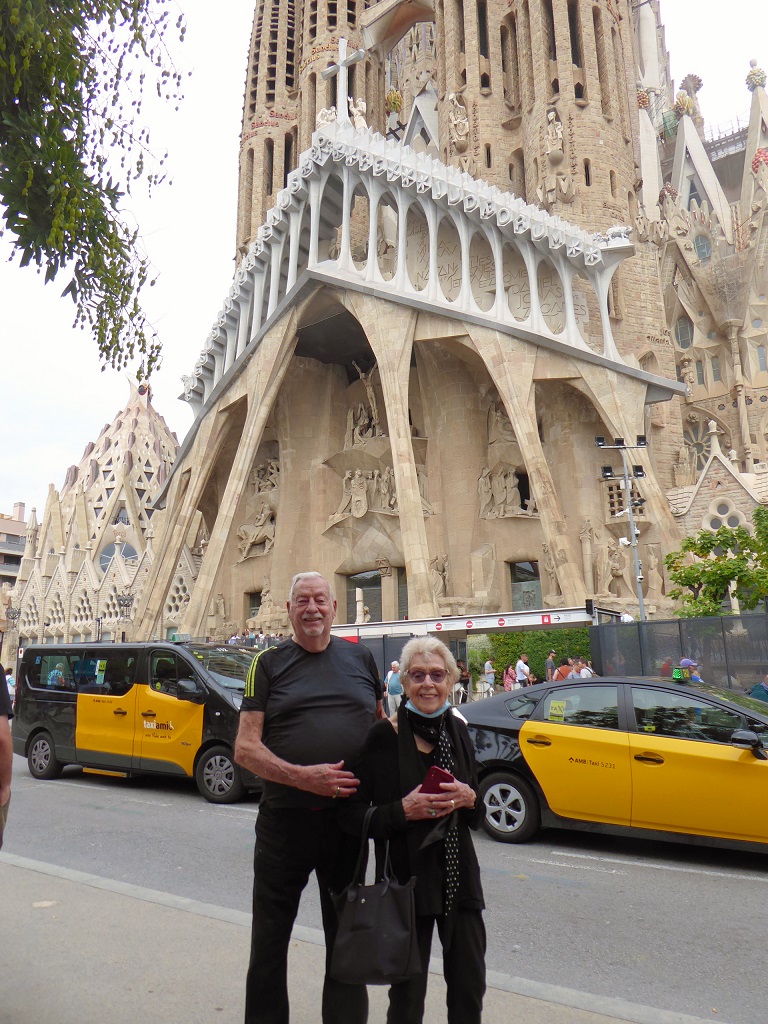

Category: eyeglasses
[407, 669, 447, 684]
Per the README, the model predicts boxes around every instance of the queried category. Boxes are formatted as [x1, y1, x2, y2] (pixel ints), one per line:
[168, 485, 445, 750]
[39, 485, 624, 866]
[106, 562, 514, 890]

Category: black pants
[387, 909, 486, 1024]
[245, 804, 368, 1024]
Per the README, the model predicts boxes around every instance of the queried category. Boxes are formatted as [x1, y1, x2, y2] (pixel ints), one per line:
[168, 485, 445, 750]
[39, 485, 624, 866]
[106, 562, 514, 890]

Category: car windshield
[184, 646, 257, 691]
[693, 681, 768, 719]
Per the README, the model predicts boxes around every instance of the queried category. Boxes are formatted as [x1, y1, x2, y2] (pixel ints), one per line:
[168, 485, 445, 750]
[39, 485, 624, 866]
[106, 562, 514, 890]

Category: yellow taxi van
[12, 642, 261, 803]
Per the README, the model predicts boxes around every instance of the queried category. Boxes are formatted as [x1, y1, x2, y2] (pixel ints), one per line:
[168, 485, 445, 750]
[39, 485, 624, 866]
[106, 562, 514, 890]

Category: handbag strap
[352, 806, 394, 885]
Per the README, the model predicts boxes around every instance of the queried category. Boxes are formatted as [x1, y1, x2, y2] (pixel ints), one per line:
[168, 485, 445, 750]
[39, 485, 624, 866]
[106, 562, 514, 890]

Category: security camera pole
[618, 447, 645, 622]
[595, 435, 647, 622]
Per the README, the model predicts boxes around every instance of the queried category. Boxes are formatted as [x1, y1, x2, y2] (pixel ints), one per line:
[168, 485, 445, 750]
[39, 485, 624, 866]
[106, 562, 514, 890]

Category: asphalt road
[5, 754, 765, 1024]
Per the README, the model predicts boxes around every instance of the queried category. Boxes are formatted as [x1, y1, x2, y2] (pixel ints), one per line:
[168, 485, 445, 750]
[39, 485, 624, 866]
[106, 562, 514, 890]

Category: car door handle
[141, 711, 156, 718]
[634, 753, 664, 764]
[113, 709, 128, 717]
[526, 737, 552, 747]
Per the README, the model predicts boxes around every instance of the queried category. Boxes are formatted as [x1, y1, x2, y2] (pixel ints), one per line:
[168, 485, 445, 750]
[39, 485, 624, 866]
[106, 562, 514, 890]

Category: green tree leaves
[664, 507, 768, 617]
[0, 0, 185, 374]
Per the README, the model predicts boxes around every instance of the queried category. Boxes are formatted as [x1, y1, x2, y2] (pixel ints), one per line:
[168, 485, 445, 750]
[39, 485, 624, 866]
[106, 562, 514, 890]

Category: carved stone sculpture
[504, 471, 523, 515]
[350, 468, 369, 518]
[545, 110, 564, 162]
[237, 503, 276, 561]
[673, 444, 696, 487]
[352, 361, 380, 434]
[416, 465, 433, 514]
[335, 470, 353, 516]
[542, 543, 561, 597]
[488, 400, 516, 444]
[579, 518, 596, 592]
[252, 457, 280, 495]
[645, 545, 664, 600]
[596, 543, 612, 597]
[491, 469, 506, 515]
[478, 466, 493, 518]
[317, 106, 337, 126]
[447, 93, 469, 153]
[351, 402, 374, 446]
[431, 553, 449, 598]
[348, 96, 367, 130]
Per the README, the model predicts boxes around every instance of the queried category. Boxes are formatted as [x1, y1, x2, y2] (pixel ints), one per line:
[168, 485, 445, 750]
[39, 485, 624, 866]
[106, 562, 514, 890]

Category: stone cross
[321, 37, 365, 126]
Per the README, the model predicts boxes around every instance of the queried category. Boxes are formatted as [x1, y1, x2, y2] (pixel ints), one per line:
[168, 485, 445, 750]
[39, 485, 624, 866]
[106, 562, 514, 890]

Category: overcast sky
[0, 0, 764, 519]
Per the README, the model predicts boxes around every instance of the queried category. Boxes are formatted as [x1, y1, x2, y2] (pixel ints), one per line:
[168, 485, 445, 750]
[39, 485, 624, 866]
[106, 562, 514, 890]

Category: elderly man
[235, 572, 383, 1024]
[0, 663, 12, 849]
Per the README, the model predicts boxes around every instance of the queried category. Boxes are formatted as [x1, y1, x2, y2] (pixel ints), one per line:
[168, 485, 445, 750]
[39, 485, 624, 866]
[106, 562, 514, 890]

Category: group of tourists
[486, 651, 597, 693]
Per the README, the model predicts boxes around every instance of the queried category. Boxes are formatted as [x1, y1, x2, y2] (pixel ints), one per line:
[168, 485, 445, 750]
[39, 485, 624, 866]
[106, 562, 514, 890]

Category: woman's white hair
[399, 636, 459, 688]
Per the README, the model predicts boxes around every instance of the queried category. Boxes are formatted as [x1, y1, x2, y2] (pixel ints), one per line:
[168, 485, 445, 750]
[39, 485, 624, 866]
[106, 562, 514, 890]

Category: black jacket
[340, 709, 485, 917]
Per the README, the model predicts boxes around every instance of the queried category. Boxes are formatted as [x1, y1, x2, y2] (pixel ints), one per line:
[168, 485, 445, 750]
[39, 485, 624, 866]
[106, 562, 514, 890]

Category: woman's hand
[437, 780, 477, 811]
[402, 785, 452, 821]
[401, 780, 476, 821]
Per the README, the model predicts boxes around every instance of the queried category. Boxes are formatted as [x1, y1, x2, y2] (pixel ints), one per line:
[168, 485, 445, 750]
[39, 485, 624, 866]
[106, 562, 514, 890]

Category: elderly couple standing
[235, 571, 486, 1024]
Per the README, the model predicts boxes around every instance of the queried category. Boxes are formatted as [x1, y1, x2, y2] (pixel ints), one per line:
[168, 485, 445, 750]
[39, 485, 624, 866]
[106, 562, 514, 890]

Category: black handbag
[330, 806, 421, 986]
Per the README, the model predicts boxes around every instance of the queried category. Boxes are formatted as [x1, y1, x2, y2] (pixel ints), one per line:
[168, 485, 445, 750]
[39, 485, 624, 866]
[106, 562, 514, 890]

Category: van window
[150, 652, 188, 695]
[73, 653, 137, 697]
[28, 654, 79, 692]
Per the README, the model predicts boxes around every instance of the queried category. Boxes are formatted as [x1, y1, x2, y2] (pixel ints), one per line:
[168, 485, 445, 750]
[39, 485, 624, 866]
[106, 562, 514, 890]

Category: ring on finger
[450, 799, 455, 809]
[333, 787, 340, 798]
[428, 808, 436, 817]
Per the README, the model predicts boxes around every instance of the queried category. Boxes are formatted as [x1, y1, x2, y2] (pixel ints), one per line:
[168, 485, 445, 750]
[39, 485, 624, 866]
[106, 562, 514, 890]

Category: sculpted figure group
[478, 466, 536, 518]
[334, 466, 399, 519]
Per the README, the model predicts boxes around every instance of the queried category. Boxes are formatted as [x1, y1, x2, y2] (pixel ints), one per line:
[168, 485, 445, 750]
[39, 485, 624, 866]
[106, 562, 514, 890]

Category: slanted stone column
[181, 311, 300, 637]
[464, 323, 585, 603]
[344, 293, 437, 619]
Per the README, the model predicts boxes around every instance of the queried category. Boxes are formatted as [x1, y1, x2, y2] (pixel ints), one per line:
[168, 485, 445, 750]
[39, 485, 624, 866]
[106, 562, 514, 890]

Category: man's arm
[234, 710, 359, 798]
[0, 717, 12, 806]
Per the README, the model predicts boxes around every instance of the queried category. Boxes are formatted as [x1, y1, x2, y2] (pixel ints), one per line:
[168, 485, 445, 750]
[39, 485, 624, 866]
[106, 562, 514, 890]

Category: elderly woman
[341, 636, 485, 1024]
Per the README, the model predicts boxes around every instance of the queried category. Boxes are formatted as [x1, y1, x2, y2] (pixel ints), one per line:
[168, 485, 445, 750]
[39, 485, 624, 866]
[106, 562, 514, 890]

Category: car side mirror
[176, 677, 205, 704]
[731, 729, 768, 760]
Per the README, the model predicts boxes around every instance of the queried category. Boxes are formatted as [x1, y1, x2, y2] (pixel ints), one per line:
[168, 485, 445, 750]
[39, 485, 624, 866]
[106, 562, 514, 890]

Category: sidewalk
[0, 854, 718, 1024]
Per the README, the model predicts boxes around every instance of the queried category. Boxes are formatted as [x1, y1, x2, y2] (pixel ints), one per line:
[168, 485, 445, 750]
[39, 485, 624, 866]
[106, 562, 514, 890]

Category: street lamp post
[595, 435, 648, 622]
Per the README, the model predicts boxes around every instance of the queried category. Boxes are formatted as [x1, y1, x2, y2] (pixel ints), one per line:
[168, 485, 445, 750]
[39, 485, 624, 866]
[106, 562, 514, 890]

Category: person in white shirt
[483, 658, 495, 688]
[515, 654, 532, 686]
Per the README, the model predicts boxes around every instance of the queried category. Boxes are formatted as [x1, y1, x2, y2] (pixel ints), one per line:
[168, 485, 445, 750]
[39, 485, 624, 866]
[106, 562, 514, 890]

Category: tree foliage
[664, 506, 768, 617]
[490, 627, 591, 681]
[0, 0, 186, 373]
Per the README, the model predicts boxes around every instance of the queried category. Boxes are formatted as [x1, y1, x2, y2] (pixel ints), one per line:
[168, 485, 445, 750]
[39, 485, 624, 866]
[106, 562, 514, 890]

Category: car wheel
[28, 731, 63, 780]
[195, 746, 246, 804]
[479, 772, 540, 843]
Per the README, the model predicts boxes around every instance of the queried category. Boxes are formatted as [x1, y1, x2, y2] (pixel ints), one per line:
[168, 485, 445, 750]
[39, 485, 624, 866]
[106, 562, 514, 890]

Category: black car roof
[460, 676, 768, 727]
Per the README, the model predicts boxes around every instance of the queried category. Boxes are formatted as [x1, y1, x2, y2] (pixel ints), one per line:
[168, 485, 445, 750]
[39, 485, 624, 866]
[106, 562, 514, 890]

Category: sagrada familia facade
[5, 0, 768, 650]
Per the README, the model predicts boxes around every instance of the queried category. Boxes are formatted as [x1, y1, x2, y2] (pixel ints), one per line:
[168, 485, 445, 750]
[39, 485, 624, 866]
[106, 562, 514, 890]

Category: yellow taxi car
[461, 676, 768, 850]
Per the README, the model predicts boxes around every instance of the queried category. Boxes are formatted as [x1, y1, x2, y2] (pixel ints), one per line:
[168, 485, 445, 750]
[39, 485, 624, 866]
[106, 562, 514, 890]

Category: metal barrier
[589, 612, 768, 691]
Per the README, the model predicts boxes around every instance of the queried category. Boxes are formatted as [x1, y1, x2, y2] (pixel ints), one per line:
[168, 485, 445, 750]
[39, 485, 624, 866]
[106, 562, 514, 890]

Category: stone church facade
[115, 3, 768, 637]
[5, 382, 202, 652]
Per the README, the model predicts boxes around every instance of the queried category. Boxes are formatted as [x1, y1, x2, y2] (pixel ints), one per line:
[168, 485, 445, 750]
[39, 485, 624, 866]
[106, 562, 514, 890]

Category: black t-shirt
[241, 637, 381, 808]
